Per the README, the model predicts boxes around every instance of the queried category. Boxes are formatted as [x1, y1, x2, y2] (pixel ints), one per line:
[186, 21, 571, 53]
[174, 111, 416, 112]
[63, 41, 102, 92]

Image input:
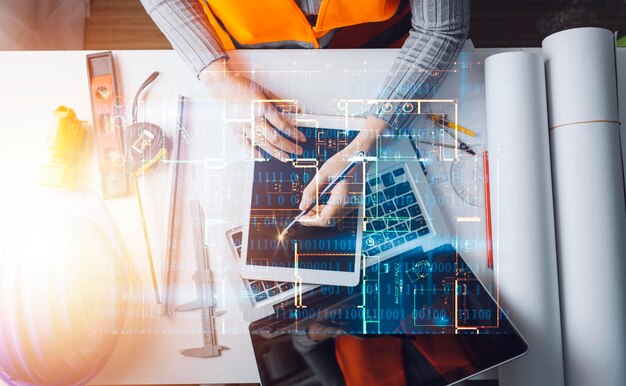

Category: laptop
[225, 116, 527, 384]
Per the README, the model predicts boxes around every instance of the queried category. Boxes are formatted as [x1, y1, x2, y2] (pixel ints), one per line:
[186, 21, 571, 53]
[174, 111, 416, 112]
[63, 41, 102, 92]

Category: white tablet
[240, 114, 366, 286]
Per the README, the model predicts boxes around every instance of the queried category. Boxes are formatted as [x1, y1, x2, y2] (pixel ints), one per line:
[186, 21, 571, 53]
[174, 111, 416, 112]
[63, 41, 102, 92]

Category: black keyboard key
[365, 184, 372, 195]
[268, 287, 280, 297]
[381, 242, 393, 251]
[395, 181, 411, 196]
[403, 193, 417, 206]
[263, 281, 277, 290]
[366, 209, 374, 218]
[393, 237, 405, 247]
[395, 194, 416, 208]
[410, 217, 427, 231]
[382, 200, 396, 214]
[384, 182, 411, 201]
[280, 282, 294, 291]
[405, 232, 418, 241]
[370, 193, 380, 206]
[383, 230, 398, 241]
[397, 209, 409, 220]
[418, 227, 430, 237]
[381, 172, 395, 187]
[372, 220, 386, 231]
[371, 233, 384, 245]
[408, 204, 421, 217]
[365, 246, 381, 256]
[393, 168, 405, 177]
[396, 222, 408, 232]
[255, 293, 268, 302]
[249, 281, 261, 294]
[377, 192, 385, 204]
[386, 217, 399, 227]
[369, 177, 381, 187]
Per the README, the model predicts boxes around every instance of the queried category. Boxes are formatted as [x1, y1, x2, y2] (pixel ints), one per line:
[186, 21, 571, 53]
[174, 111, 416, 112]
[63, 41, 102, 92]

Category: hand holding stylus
[298, 116, 386, 227]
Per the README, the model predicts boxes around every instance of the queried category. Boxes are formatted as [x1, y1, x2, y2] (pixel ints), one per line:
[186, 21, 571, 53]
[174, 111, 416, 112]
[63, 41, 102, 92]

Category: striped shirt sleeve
[372, 0, 470, 131]
[140, 0, 227, 77]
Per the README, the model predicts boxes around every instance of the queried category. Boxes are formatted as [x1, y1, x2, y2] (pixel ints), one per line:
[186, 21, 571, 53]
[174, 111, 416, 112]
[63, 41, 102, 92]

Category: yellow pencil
[429, 114, 477, 137]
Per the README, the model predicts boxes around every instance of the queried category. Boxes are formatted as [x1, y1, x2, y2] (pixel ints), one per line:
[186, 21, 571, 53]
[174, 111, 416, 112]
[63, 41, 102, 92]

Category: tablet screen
[249, 244, 527, 385]
[246, 127, 362, 272]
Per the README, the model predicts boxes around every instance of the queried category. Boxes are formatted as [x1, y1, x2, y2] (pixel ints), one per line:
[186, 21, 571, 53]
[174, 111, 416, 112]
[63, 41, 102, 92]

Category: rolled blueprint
[543, 27, 626, 386]
[485, 52, 564, 386]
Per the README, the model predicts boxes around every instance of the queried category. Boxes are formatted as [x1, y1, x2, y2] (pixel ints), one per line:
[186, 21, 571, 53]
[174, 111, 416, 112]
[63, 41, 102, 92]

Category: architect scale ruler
[163, 95, 190, 316]
[86, 51, 129, 199]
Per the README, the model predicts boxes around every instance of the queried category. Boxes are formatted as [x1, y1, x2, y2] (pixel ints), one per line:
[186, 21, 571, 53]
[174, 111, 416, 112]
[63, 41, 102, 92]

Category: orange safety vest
[198, 0, 401, 49]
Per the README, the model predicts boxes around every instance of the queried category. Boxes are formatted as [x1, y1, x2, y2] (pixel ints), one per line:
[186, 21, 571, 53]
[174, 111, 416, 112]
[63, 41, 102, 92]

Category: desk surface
[0, 47, 624, 385]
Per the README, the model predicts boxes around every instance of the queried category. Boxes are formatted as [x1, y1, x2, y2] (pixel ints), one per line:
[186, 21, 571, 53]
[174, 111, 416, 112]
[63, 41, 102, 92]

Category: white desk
[0, 47, 624, 385]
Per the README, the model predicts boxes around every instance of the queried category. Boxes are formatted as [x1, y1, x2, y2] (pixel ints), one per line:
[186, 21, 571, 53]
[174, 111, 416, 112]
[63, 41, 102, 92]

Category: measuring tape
[87, 51, 129, 199]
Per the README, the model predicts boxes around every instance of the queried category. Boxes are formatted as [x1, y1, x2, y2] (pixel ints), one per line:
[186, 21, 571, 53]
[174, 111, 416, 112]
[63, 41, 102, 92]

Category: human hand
[298, 116, 388, 227]
[199, 59, 306, 161]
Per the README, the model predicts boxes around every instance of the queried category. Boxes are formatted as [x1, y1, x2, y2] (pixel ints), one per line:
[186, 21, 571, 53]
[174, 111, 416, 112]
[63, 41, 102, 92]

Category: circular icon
[382, 102, 394, 113]
[450, 144, 485, 207]
[402, 103, 414, 113]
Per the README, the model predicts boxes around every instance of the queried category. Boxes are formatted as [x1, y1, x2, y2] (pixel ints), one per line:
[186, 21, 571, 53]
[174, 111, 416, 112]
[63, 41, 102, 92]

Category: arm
[140, 0, 304, 159]
[300, 0, 470, 226]
[373, 0, 470, 130]
[139, 0, 227, 77]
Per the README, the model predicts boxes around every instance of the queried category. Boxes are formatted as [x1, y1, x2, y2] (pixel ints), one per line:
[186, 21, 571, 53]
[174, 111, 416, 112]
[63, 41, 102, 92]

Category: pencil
[429, 113, 477, 137]
[483, 151, 493, 269]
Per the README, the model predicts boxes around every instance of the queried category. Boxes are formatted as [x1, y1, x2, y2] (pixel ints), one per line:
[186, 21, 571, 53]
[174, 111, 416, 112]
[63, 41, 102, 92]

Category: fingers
[262, 88, 303, 114]
[254, 116, 304, 156]
[263, 105, 306, 143]
[245, 123, 292, 161]
[299, 182, 349, 227]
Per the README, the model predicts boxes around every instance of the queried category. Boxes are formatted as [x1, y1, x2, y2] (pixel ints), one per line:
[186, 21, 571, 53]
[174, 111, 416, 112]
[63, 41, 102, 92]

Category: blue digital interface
[246, 127, 361, 272]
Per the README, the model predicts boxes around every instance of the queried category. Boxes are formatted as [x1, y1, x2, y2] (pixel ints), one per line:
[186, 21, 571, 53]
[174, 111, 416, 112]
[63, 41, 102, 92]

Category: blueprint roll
[543, 27, 626, 386]
[484, 52, 565, 386]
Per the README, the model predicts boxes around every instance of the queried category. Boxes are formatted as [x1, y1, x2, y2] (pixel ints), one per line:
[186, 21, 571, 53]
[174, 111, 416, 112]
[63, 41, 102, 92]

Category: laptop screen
[249, 244, 527, 385]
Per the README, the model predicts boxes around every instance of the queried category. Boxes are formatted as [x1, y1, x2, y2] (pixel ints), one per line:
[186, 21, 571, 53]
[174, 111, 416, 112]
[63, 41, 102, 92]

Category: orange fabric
[327, 2, 411, 48]
[335, 336, 407, 386]
[200, 0, 401, 49]
[410, 336, 481, 383]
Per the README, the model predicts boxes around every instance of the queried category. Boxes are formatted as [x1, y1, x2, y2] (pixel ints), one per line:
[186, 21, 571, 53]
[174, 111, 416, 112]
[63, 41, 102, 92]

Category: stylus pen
[279, 151, 365, 238]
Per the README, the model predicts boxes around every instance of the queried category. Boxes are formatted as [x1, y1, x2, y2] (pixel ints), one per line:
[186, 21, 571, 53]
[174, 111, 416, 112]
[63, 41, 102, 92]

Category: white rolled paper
[485, 52, 565, 386]
[543, 27, 626, 386]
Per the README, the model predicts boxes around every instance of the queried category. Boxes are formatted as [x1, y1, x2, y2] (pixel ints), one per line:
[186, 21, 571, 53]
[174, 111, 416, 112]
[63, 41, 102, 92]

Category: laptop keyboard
[229, 165, 431, 307]
[229, 232, 296, 303]
[363, 165, 430, 257]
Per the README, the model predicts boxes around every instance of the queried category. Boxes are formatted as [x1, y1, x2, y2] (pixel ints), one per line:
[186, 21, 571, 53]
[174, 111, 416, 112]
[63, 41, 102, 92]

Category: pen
[443, 127, 476, 156]
[428, 113, 477, 137]
[483, 150, 493, 269]
[279, 151, 365, 238]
